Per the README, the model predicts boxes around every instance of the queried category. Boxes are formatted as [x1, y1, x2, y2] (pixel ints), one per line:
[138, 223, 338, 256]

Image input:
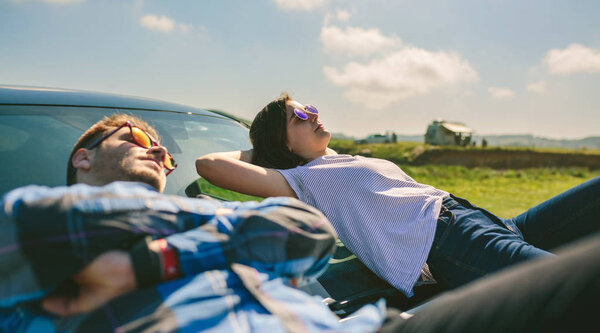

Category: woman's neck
[304, 147, 337, 162]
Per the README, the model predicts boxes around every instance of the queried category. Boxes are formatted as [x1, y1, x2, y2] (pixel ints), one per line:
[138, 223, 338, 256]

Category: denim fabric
[512, 176, 600, 250]
[427, 176, 600, 288]
[380, 232, 600, 333]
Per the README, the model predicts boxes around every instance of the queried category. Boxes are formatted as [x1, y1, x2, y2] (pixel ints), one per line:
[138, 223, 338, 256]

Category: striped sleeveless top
[278, 154, 448, 296]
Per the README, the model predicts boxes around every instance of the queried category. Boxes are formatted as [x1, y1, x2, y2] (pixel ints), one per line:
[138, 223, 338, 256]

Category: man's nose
[148, 145, 168, 165]
[308, 111, 319, 122]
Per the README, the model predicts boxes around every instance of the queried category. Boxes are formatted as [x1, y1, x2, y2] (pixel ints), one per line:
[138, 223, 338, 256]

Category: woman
[196, 93, 599, 297]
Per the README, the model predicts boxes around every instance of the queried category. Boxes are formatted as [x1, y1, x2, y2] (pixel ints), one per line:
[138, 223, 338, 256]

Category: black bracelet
[130, 236, 163, 289]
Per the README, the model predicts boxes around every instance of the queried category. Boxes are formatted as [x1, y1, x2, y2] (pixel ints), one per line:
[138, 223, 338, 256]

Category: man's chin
[122, 170, 165, 192]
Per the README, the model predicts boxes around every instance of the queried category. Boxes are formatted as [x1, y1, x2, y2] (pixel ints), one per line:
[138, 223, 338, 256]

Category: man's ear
[72, 148, 93, 172]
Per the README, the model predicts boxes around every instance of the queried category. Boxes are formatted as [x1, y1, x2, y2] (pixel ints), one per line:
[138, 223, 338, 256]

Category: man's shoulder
[2, 182, 162, 207]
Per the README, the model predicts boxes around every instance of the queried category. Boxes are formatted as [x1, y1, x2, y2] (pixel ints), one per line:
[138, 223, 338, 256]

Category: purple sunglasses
[293, 105, 319, 120]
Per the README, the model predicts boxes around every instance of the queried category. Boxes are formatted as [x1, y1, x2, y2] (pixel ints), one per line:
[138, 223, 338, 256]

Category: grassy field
[328, 139, 600, 216]
[198, 140, 600, 218]
[328, 138, 600, 164]
[198, 165, 600, 218]
[401, 165, 599, 217]
[196, 178, 263, 202]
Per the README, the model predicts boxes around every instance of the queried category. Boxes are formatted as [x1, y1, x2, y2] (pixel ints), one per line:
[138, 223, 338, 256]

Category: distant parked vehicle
[355, 131, 397, 144]
[425, 119, 473, 146]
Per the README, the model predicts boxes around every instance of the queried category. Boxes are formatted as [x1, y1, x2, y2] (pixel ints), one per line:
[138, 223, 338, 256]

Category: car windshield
[0, 105, 254, 199]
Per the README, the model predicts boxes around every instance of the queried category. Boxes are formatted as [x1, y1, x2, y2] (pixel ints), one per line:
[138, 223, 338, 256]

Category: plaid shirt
[0, 182, 384, 332]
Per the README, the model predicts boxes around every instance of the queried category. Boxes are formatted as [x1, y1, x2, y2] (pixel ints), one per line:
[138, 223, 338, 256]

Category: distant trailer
[425, 120, 473, 146]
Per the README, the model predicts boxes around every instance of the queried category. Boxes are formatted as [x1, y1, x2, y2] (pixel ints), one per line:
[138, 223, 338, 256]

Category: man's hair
[66, 114, 160, 185]
[249, 93, 306, 169]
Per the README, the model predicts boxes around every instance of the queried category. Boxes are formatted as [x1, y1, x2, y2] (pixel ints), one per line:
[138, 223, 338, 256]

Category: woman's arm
[196, 150, 296, 198]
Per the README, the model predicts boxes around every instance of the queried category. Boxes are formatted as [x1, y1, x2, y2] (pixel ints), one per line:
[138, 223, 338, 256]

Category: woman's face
[285, 99, 331, 160]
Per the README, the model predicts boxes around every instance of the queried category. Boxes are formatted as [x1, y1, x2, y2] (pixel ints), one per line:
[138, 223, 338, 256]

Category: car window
[0, 105, 261, 201]
[0, 108, 83, 193]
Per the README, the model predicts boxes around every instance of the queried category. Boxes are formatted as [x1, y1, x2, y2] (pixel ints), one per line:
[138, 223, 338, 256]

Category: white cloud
[335, 9, 350, 22]
[139, 15, 196, 34]
[488, 87, 515, 99]
[140, 15, 175, 33]
[324, 47, 478, 109]
[544, 43, 600, 75]
[526, 80, 547, 94]
[178, 23, 194, 33]
[323, 9, 350, 25]
[320, 25, 402, 57]
[272, 0, 332, 11]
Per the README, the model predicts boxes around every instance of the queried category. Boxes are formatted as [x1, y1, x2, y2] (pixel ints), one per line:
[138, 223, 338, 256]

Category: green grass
[196, 138, 600, 217]
[197, 166, 599, 217]
[329, 139, 600, 163]
[401, 165, 600, 217]
[196, 177, 263, 202]
[329, 139, 423, 164]
[328, 139, 600, 217]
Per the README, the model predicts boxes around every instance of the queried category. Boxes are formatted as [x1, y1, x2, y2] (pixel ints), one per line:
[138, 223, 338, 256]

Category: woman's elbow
[195, 155, 216, 177]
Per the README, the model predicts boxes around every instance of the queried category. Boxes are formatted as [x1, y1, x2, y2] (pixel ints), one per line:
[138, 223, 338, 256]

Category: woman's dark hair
[249, 93, 306, 169]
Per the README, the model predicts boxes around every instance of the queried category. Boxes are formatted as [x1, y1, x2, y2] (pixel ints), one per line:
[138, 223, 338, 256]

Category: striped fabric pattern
[278, 155, 448, 296]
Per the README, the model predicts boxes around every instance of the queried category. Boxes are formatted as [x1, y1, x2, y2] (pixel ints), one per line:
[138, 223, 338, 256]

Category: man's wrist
[130, 237, 181, 289]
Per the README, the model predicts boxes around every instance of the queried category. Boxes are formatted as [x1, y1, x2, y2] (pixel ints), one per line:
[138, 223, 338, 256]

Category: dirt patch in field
[411, 149, 600, 169]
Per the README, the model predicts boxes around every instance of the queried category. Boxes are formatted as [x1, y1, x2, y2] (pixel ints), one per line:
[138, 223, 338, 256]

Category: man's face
[88, 126, 168, 192]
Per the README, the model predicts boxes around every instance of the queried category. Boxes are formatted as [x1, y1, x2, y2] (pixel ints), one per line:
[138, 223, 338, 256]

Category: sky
[1, 0, 600, 139]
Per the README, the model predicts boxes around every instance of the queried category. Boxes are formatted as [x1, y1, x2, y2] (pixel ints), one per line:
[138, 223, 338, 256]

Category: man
[0, 114, 383, 332]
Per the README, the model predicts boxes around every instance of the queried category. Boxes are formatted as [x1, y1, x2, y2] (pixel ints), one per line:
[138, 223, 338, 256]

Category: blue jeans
[381, 232, 600, 333]
[427, 176, 600, 288]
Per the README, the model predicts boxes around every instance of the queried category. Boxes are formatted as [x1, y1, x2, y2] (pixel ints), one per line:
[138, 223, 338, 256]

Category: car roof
[0, 84, 229, 119]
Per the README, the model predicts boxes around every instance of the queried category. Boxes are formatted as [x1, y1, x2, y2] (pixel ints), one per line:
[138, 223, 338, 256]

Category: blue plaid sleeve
[175, 197, 335, 277]
[0, 182, 223, 307]
[130, 196, 336, 287]
[0, 183, 376, 333]
[1, 182, 336, 308]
